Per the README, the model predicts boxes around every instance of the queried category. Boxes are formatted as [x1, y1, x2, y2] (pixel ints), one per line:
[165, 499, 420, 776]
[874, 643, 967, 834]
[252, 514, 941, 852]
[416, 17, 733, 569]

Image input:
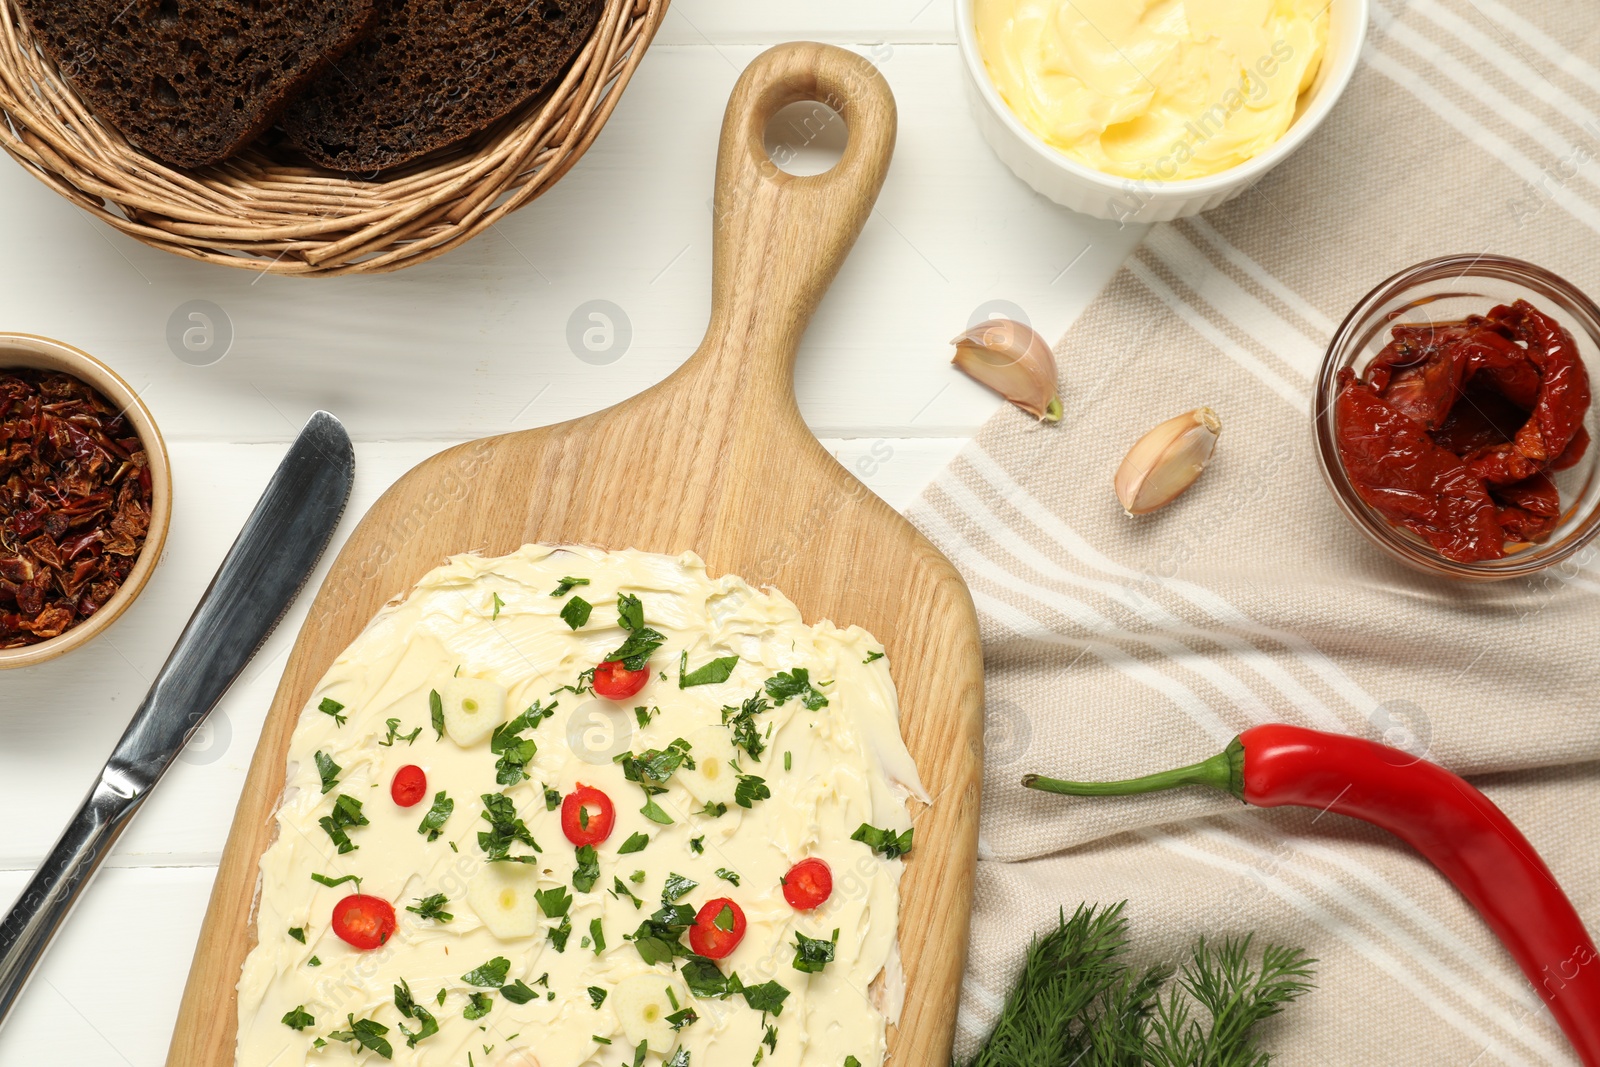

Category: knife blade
[0, 411, 355, 1028]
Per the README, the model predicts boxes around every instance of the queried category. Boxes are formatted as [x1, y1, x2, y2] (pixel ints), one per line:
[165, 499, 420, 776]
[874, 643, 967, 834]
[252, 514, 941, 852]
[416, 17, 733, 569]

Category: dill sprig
[965, 902, 1316, 1067]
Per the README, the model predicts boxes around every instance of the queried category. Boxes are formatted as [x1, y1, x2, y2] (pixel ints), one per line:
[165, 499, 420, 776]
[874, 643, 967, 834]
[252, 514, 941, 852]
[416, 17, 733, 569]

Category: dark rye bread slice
[15, 0, 378, 169]
[281, 0, 602, 173]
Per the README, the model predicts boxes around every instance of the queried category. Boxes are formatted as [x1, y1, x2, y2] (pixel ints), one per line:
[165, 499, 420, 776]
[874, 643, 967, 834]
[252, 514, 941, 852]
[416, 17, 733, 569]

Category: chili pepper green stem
[1022, 737, 1247, 802]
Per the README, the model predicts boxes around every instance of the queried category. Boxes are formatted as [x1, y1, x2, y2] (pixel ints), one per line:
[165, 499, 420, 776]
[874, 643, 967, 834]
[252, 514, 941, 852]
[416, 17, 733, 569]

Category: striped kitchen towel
[915, 1, 1600, 1063]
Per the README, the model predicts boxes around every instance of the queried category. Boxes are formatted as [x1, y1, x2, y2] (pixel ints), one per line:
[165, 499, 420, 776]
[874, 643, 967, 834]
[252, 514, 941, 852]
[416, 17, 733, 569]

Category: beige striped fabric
[915, 2, 1600, 1063]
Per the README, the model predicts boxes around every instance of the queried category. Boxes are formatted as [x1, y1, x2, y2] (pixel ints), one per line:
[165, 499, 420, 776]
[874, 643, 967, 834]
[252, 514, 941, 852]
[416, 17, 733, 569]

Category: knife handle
[0, 773, 142, 1021]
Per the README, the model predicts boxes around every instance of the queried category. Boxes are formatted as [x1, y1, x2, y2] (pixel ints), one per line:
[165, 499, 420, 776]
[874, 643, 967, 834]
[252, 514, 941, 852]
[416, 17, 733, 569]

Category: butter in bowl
[956, 0, 1370, 222]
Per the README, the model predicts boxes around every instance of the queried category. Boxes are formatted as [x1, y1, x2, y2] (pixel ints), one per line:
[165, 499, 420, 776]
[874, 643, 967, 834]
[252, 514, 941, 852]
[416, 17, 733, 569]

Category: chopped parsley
[536, 885, 573, 919]
[501, 980, 538, 1005]
[663, 872, 698, 902]
[464, 992, 493, 1020]
[318, 697, 347, 727]
[461, 957, 511, 987]
[491, 592, 505, 620]
[625, 901, 697, 966]
[605, 594, 664, 669]
[619, 741, 693, 824]
[545, 787, 562, 811]
[573, 844, 600, 893]
[281, 1005, 314, 1031]
[722, 693, 771, 763]
[741, 980, 791, 1016]
[328, 1015, 392, 1058]
[588, 985, 608, 1009]
[551, 667, 596, 697]
[407, 893, 452, 923]
[561, 595, 593, 630]
[490, 701, 552, 786]
[550, 576, 590, 597]
[287, 926, 306, 943]
[536, 884, 574, 950]
[394, 979, 439, 1048]
[379, 718, 422, 747]
[478, 793, 540, 862]
[307, 956, 321, 967]
[864, 651, 884, 664]
[852, 822, 914, 860]
[318, 793, 369, 854]
[682, 956, 736, 999]
[679, 651, 739, 688]
[784, 751, 792, 771]
[635, 705, 658, 728]
[689, 836, 705, 855]
[847, 1058, 863, 1067]
[616, 592, 645, 631]
[765, 668, 829, 710]
[613, 876, 644, 909]
[617, 831, 650, 854]
[714, 904, 736, 932]
[590, 916, 606, 953]
[417, 791, 454, 842]
[715, 867, 741, 886]
[667, 1003, 699, 1030]
[735, 774, 770, 809]
[667, 1051, 690, 1067]
[792, 928, 840, 974]
[429, 689, 444, 740]
[314, 751, 340, 794]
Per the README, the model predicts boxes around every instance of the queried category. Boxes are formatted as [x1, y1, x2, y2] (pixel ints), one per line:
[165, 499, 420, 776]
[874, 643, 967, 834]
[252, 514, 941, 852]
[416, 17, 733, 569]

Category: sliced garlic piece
[951, 318, 1063, 422]
[676, 726, 741, 809]
[439, 676, 507, 747]
[1114, 407, 1221, 515]
[466, 860, 541, 940]
[615, 973, 683, 1054]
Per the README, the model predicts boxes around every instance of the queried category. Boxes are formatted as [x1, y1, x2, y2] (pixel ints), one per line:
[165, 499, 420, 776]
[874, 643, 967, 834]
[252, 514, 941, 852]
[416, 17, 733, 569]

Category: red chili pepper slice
[391, 765, 428, 808]
[688, 898, 747, 959]
[781, 858, 833, 910]
[593, 660, 649, 700]
[1025, 724, 1600, 1065]
[331, 894, 397, 950]
[561, 784, 616, 846]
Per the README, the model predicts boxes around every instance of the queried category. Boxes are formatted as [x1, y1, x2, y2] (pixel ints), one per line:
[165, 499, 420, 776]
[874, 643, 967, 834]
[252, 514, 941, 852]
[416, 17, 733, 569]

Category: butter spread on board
[235, 545, 926, 1067]
[974, 0, 1329, 180]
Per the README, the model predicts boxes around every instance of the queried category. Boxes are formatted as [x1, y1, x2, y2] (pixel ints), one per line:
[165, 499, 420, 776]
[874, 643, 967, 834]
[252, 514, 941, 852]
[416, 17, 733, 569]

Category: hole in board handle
[763, 100, 849, 177]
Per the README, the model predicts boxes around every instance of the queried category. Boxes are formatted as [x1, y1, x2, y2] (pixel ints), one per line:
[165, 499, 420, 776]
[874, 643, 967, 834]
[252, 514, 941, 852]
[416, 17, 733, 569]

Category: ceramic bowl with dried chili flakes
[0, 335, 171, 668]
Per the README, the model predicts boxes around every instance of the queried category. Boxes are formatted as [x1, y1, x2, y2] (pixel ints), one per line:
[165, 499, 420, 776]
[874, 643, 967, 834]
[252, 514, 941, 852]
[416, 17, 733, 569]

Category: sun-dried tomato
[1336, 299, 1592, 563]
[0, 369, 153, 647]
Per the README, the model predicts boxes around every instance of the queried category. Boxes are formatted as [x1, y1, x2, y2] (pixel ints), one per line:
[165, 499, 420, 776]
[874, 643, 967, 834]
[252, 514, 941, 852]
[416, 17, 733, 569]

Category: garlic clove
[1115, 407, 1221, 515]
[951, 318, 1063, 423]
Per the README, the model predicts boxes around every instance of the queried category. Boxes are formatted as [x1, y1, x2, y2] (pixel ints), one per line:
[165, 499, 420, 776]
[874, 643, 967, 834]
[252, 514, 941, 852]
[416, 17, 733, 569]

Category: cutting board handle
[693, 42, 897, 402]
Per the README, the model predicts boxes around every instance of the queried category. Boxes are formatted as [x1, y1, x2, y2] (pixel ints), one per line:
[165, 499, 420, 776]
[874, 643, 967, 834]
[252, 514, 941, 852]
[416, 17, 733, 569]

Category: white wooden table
[0, 3, 1143, 1061]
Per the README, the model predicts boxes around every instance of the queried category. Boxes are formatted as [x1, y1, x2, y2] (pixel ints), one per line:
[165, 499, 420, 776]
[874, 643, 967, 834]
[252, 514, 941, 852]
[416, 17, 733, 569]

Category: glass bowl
[1314, 254, 1600, 582]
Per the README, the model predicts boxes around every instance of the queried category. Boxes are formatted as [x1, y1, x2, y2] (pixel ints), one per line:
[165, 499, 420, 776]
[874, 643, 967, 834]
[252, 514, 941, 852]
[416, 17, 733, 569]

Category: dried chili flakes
[1335, 299, 1592, 563]
[0, 369, 153, 646]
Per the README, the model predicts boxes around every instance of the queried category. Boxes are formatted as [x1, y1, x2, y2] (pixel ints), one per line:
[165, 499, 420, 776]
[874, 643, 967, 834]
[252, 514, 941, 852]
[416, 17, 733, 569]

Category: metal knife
[0, 411, 355, 1027]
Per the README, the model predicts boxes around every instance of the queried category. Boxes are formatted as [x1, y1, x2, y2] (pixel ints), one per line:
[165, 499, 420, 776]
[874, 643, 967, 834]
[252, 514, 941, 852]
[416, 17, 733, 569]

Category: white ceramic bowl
[956, 0, 1370, 223]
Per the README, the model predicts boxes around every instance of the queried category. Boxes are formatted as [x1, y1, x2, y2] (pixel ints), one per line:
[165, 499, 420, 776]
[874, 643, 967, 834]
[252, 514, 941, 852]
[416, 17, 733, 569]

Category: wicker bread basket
[0, 0, 668, 276]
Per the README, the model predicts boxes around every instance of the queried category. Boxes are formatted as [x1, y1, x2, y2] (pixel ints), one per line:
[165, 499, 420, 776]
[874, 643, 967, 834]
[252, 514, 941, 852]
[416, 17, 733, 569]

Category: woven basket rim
[0, 0, 669, 276]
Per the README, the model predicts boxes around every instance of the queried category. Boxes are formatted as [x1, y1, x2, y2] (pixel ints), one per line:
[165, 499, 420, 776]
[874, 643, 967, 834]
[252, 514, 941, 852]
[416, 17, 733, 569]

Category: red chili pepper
[781, 858, 833, 911]
[331, 894, 397, 951]
[391, 765, 427, 808]
[688, 898, 747, 959]
[593, 659, 649, 701]
[561, 784, 616, 846]
[1024, 724, 1600, 1065]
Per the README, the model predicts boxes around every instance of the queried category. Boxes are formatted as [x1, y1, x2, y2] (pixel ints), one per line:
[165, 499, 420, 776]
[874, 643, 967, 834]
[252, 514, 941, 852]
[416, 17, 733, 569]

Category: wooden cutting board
[168, 42, 984, 1066]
